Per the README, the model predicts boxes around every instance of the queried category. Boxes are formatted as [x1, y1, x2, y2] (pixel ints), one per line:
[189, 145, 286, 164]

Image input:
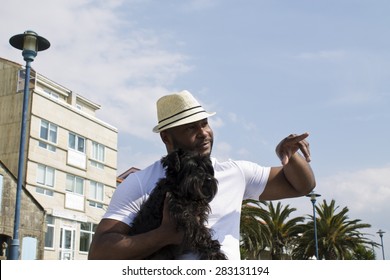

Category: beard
[171, 137, 213, 156]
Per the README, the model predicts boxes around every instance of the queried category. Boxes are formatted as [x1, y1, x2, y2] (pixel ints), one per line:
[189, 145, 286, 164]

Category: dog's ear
[172, 150, 181, 172]
[161, 150, 181, 173]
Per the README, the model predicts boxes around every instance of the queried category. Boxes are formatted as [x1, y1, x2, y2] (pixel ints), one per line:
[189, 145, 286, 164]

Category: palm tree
[240, 200, 305, 259]
[292, 199, 373, 260]
[346, 244, 376, 260]
[240, 199, 270, 259]
[262, 201, 305, 259]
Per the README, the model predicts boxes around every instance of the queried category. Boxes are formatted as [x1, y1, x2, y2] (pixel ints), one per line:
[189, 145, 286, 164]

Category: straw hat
[153, 90, 216, 133]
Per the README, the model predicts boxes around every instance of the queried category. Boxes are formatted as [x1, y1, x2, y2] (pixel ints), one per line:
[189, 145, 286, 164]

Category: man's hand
[260, 132, 315, 200]
[276, 132, 311, 165]
[160, 193, 184, 245]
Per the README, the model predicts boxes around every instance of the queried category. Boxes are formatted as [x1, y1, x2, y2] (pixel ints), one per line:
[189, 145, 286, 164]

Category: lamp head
[9, 30, 50, 61]
[377, 229, 385, 237]
[306, 191, 321, 202]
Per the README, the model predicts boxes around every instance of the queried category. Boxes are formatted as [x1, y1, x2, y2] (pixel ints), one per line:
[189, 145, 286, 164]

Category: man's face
[162, 118, 214, 156]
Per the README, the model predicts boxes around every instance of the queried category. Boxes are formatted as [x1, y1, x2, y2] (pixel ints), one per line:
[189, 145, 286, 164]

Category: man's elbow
[87, 241, 104, 260]
[87, 249, 99, 260]
[302, 178, 316, 196]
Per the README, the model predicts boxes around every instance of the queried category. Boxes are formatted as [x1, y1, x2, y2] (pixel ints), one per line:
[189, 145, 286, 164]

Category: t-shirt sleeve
[103, 173, 145, 225]
[237, 160, 271, 200]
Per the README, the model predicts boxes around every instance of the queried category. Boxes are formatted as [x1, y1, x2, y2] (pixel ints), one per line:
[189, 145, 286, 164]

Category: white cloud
[228, 112, 238, 123]
[213, 141, 232, 161]
[209, 115, 224, 129]
[226, 112, 257, 132]
[2, 0, 192, 142]
[320, 165, 390, 216]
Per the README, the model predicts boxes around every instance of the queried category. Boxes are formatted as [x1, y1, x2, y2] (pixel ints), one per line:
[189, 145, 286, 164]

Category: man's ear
[160, 131, 170, 145]
[161, 130, 176, 154]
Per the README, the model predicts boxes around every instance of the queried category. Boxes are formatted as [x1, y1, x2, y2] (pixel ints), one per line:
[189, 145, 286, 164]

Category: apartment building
[0, 57, 118, 259]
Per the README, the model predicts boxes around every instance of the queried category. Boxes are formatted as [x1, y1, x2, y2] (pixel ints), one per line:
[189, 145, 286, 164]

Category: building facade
[0, 160, 46, 260]
[0, 57, 118, 259]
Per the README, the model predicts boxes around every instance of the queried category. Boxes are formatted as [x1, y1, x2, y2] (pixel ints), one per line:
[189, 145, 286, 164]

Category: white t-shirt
[103, 157, 270, 260]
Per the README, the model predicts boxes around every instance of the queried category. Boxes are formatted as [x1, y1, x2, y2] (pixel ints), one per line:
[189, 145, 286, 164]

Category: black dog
[128, 149, 227, 260]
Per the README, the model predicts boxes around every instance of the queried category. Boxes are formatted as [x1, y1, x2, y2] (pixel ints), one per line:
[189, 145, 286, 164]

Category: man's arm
[260, 133, 316, 200]
[88, 196, 183, 260]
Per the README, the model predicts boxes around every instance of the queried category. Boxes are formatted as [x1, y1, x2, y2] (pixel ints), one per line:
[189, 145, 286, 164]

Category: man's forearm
[283, 153, 316, 195]
[88, 226, 175, 260]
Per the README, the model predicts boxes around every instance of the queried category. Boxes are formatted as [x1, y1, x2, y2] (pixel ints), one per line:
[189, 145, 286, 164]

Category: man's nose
[196, 126, 209, 137]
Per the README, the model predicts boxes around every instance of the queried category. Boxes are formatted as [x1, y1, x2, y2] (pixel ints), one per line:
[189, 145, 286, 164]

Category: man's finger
[281, 154, 289, 166]
[289, 132, 309, 143]
[298, 139, 311, 162]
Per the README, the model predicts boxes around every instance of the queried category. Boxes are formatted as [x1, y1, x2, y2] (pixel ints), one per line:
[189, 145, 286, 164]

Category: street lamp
[8, 30, 50, 260]
[306, 191, 321, 260]
[376, 229, 386, 260]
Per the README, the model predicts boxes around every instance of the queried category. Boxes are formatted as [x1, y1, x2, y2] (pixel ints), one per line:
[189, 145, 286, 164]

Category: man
[88, 90, 316, 260]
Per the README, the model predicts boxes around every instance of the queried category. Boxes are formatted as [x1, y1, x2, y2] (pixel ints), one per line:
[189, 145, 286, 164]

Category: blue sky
[1, 0, 389, 259]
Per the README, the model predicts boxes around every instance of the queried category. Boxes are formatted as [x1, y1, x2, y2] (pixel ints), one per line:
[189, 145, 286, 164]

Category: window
[43, 88, 59, 100]
[39, 120, 57, 152]
[45, 215, 55, 248]
[36, 164, 55, 196]
[66, 174, 84, 195]
[68, 133, 85, 153]
[79, 222, 97, 252]
[89, 181, 104, 208]
[90, 142, 105, 169]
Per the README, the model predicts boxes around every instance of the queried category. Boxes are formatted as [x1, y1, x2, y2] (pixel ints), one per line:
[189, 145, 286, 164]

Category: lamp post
[376, 229, 386, 260]
[306, 191, 321, 260]
[8, 30, 50, 260]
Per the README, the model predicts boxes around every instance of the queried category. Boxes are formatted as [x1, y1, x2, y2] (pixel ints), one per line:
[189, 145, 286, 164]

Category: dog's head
[161, 149, 218, 202]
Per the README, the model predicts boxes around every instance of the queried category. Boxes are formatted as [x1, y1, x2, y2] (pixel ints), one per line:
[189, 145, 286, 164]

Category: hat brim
[153, 111, 216, 133]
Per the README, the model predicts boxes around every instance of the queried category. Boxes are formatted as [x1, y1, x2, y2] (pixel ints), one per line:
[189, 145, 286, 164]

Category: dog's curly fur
[128, 149, 227, 260]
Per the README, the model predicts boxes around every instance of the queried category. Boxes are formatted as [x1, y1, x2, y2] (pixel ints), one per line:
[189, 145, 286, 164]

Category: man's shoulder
[119, 159, 164, 186]
[212, 157, 255, 168]
[136, 159, 164, 178]
[212, 157, 268, 176]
